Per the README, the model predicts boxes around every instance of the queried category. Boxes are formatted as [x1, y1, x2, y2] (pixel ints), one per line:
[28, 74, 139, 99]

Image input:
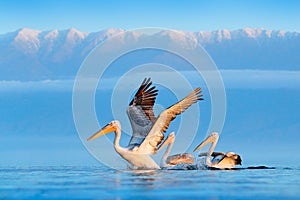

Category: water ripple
[0, 166, 299, 199]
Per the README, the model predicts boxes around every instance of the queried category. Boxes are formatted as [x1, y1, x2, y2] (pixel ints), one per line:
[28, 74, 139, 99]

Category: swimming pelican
[88, 78, 203, 169]
[160, 132, 195, 169]
[193, 132, 242, 169]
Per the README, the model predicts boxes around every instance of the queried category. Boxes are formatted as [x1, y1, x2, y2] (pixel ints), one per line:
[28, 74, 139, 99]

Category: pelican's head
[193, 132, 219, 152]
[87, 120, 121, 141]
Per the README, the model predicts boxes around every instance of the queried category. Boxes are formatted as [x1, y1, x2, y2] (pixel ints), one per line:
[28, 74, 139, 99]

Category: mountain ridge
[1, 28, 299, 80]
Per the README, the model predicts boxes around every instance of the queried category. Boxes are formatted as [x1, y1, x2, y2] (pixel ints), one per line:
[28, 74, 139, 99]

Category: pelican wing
[166, 153, 195, 165]
[127, 78, 158, 148]
[198, 152, 225, 157]
[137, 88, 203, 154]
[212, 152, 225, 157]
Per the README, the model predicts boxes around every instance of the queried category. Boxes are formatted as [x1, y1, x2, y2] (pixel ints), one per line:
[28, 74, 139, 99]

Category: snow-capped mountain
[0, 28, 299, 80]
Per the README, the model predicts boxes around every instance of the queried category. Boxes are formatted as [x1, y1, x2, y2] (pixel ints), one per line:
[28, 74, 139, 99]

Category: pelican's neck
[161, 141, 174, 167]
[113, 126, 122, 151]
[206, 138, 218, 167]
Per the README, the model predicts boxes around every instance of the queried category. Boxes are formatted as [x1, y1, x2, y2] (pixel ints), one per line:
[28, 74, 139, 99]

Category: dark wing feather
[211, 152, 225, 158]
[127, 78, 158, 148]
[129, 78, 158, 122]
[198, 152, 225, 158]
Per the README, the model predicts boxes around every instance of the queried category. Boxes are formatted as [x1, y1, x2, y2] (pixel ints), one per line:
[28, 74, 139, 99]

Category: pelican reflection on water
[87, 78, 203, 170]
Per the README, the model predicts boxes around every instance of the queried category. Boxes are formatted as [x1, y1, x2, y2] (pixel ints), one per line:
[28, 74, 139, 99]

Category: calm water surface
[0, 166, 299, 199]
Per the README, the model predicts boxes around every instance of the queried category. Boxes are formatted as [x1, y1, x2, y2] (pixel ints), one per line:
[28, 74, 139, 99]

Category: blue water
[1, 166, 299, 199]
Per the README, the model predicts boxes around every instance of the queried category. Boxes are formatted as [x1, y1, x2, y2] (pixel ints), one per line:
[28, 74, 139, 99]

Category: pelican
[88, 78, 203, 169]
[193, 132, 242, 169]
[160, 132, 196, 169]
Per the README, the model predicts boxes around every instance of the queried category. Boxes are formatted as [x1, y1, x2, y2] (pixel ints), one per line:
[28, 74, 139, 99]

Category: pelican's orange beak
[87, 123, 116, 141]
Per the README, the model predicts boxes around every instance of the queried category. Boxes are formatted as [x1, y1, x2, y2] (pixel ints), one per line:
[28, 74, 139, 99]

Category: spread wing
[199, 152, 225, 158]
[137, 88, 203, 154]
[126, 78, 158, 148]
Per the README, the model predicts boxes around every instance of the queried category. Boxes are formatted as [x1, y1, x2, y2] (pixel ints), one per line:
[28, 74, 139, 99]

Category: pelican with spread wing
[87, 78, 203, 169]
[193, 132, 242, 169]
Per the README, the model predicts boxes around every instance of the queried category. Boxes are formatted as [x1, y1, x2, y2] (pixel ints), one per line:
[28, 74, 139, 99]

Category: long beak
[193, 132, 219, 152]
[87, 124, 116, 141]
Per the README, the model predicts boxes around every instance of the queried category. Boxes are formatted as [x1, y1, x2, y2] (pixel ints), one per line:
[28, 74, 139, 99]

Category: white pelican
[193, 132, 242, 169]
[88, 78, 203, 169]
[160, 132, 195, 169]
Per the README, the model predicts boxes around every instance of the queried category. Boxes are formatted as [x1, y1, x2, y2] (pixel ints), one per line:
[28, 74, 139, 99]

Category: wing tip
[194, 87, 204, 101]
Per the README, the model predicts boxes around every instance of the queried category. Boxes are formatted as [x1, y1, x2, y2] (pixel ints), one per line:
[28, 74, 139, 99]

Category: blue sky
[0, 0, 299, 33]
